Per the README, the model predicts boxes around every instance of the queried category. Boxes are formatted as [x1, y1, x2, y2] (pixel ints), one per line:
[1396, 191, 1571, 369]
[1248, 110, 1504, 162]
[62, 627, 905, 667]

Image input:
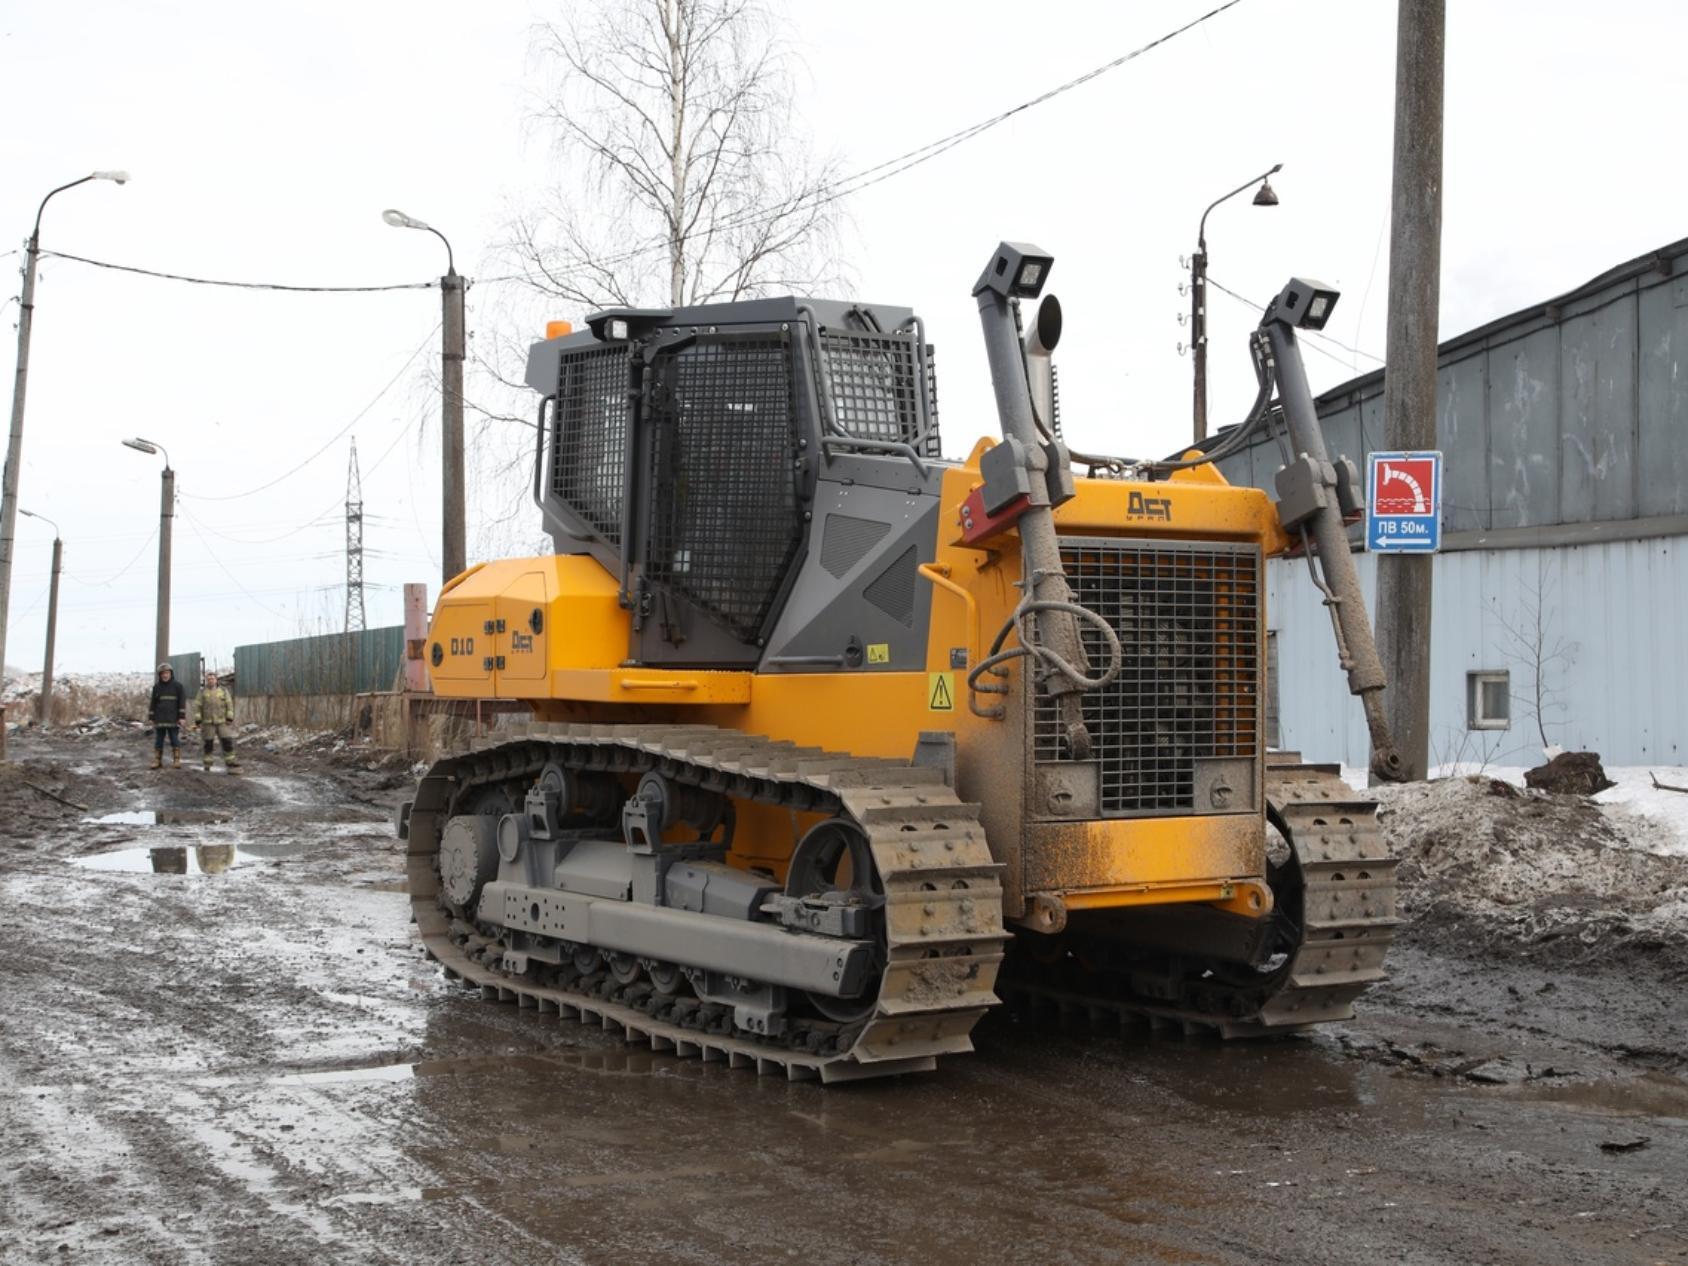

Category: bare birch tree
[511, 0, 844, 312]
[1492, 556, 1577, 752]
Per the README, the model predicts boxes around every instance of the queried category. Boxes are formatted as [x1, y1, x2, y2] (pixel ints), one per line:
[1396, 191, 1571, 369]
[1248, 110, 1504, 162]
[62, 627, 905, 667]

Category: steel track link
[403, 722, 1007, 1084]
[998, 753, 1400, 1038]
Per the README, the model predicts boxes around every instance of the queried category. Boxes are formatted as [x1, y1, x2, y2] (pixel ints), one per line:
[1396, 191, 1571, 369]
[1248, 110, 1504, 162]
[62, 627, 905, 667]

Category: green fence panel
[234, 626, 404, 697]
[164, 652, 202, 696]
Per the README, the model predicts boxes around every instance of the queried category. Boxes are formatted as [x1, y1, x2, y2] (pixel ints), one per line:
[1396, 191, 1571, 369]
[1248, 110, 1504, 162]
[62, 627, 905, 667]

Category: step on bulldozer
[397, 242, 1404, 1083]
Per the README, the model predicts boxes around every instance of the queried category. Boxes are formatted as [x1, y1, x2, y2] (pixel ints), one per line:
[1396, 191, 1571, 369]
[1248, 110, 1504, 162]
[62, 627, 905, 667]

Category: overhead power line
[1206, 276, 1385, 367]
[33, 7, 1247, 306]
[479, 0, 1251, 287]
[181, 322, 440, 503]
[38, 250, 437, 293]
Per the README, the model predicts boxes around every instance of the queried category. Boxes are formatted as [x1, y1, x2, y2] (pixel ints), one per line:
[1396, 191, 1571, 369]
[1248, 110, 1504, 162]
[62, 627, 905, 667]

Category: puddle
[85, 810, 156, 826]
[72, 844, 249, 875]
[236, 841, 313, 861]
[213, 1047, 693, 1092]
[82, 809, 233, 826]
[277, 1063, 417, 1087]
[1513, 1071, 1688, 1119]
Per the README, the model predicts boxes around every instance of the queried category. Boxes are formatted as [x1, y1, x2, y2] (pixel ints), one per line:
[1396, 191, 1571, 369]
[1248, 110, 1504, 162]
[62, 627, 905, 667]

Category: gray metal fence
[164, 652, 203, 695]
[234, 626, 404, 697]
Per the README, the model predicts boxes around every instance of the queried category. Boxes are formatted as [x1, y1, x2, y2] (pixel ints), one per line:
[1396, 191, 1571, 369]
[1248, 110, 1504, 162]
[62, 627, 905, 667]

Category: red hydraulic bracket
[958, 486, 1029, 547]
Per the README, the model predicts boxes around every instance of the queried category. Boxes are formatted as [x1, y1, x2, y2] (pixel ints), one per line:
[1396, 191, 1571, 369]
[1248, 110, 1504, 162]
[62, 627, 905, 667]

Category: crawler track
[405, 722, 1006, 1083]
[998, 755, 1399, 1036]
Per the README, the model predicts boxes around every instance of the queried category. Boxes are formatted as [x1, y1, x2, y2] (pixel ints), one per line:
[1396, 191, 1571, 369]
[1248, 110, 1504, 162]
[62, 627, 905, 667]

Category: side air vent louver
[863, 546, 919, 627]
[819, 514, 891, 578]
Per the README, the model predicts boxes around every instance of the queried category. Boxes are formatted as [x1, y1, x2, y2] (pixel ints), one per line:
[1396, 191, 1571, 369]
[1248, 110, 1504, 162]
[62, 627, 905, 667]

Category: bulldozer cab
[527, 299, 940, 667]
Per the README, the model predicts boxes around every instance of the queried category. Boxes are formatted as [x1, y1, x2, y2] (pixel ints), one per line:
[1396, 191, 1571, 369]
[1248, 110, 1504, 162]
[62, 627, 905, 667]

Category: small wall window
[1467, 670, 1511, 730]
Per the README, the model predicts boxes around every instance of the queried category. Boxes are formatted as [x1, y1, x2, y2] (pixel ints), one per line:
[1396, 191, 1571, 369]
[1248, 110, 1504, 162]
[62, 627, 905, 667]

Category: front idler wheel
[785, 817, 883, 1024]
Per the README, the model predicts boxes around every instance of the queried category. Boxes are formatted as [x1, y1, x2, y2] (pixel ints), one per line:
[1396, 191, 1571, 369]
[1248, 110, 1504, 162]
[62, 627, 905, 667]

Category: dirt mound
[1525, 751, 1616, 796]
[1375, 775, 1688, 977]
[0, 757, 127, 840]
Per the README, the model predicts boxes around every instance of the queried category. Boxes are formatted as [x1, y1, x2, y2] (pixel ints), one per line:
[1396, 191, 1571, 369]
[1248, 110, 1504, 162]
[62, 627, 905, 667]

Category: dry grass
[8, 682, 152, 727]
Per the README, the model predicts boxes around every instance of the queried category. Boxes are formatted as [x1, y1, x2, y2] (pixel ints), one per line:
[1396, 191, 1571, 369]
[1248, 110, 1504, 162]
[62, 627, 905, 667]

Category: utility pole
[381, 209, 465, 584]
[1190, 165, 1281, 445]
[345, 438, 366, 632]
[123, 437, 173, 667]
[18, 509, 60, 724]
[156, 463, 174, 668]
[0, 170, 127, 698]
[41, 534, 60, 723]
[1376, 0, 1445, 781]
[441, 270, 466, 583]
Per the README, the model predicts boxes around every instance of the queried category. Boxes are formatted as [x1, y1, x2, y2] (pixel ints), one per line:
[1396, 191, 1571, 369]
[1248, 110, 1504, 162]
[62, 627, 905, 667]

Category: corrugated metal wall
[1269, 537, 1688, 768]
[234, 626, 404, 697]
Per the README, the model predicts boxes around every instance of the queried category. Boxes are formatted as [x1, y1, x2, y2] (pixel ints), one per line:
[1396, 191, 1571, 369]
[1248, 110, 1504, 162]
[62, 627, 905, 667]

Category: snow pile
[1372, 774, 1688, 974]
[2, 671, 153, 728]
[1594, 768, 1688, 858]
[3, 670, 152, 705]
[1382, 763, 1688, 858]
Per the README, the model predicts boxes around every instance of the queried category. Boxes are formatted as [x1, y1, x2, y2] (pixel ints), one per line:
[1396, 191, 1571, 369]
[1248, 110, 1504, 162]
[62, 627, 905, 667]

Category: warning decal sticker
[928, 672, 955, 711]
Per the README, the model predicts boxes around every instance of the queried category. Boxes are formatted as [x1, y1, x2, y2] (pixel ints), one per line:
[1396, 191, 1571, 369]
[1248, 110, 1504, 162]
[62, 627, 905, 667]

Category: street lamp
[0, 169, 129, 715]
[122, 437, 173, 668]
[1190, 163, 1281, 445]
[18, 508, 61, 725]
[383, 207, 465, 583]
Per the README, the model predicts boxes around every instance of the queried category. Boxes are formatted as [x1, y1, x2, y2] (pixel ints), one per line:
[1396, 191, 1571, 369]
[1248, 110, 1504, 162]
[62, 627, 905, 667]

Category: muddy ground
[1, 729, 1685, 1266]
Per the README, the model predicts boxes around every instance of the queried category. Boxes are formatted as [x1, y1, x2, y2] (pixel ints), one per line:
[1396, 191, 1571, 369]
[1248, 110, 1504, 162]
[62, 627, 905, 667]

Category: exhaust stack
[1023, 293, 1062, 435]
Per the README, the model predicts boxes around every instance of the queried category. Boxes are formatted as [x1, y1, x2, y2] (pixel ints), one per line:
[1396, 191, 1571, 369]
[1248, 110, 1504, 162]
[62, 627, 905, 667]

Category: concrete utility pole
[122, 437, 173, 667]
[382, 209, 465, 584]
[441, 271, 466, 582]
[0, 170, 127, 694]
[19, 509, 60, 724]
[1376, 0, 1445, 781]
[1190, 165, 1281, 445]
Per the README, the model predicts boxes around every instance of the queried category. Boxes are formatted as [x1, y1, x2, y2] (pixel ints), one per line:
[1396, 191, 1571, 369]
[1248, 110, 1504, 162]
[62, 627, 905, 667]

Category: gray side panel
[760, 481, 940, 672]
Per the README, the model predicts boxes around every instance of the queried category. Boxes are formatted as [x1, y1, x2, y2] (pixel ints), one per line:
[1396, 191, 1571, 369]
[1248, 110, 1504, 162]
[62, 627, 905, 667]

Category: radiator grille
[817, 330, 941, 457]
[1033, 539, 1262, 816]
[550, 345, 632, 544]
[645, 334, 803, 642]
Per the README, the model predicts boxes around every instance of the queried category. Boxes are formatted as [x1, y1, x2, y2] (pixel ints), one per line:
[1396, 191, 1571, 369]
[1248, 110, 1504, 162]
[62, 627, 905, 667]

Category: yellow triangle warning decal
[928, 671, 955, 711]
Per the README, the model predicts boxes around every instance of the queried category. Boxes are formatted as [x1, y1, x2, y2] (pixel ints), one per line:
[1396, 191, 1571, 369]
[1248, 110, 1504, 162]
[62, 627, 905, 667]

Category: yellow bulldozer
[397, 242, 1403, 1082]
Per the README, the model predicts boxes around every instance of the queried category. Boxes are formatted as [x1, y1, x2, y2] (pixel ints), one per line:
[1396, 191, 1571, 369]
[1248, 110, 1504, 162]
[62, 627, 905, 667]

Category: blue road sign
[1366, 450, 1441, 552]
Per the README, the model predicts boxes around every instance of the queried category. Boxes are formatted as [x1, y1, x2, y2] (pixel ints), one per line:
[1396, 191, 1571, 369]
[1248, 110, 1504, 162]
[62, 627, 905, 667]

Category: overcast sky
[2, 0, 1683, 674]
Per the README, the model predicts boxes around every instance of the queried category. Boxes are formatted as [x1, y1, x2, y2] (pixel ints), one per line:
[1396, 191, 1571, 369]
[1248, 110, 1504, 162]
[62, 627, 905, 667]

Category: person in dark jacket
[148, 663, 187, 769]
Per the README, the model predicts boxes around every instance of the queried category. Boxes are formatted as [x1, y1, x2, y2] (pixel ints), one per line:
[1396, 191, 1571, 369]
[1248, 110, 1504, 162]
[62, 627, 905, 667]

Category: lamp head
[382, 208, 429, 231]
[122, 438, 160, 455]
[1252, 178, 1279, 207]
[92, 170, 130, 185]
[1263, 277, 1340, 331]
[973, 241, 1055, 301]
